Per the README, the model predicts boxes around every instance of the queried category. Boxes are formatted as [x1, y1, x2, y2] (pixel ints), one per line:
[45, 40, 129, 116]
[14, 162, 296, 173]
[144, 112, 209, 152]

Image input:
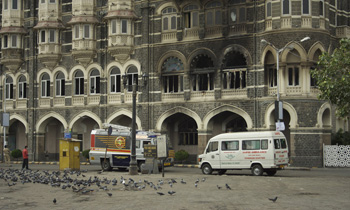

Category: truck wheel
[266, 169, 277, 176]
[101, 159, 112, 171]
[202, 163, 213, 175]
[251, 164, 263, 176]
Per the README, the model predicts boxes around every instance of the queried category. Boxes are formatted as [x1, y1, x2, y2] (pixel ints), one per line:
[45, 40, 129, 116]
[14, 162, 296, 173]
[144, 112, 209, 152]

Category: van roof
[210, 131, 285, 140]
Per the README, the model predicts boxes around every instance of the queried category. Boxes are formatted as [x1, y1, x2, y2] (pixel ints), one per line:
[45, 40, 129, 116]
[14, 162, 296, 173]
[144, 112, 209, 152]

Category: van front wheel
[251, 164, 263, 176]
[202, 164, 213, 175]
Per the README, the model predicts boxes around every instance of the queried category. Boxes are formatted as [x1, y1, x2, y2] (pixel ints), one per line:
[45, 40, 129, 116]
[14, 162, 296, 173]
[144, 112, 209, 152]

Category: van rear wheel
[202, 164, 213, 175]
[101, 159, 112, 171]
[251, 164, 263, 176]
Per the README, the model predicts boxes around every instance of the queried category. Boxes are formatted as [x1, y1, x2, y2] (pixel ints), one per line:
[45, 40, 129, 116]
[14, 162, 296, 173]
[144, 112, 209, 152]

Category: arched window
[205, 1, 222, 26]
[319, 0, 324, 16]
[74, 70, 84, 95]
[5, 76, 13, 99]
[184, 4, 199, 28]
[110, 67, 121, 93]
[282, 0, 290, 15]
[41, 73, 50, 97]
[55, 72, 65, 96]
[266, 1, 272, 18]
[90, 69, 100, 94]
[18, 75, 27, 99]
[162, 7, 177, 31]
[126, 66, 138, 92]
[302, 0, 310, 15]
[222, 51, 247, 89]
[162, 56, 184, 93]
[190, 54, 215, 91]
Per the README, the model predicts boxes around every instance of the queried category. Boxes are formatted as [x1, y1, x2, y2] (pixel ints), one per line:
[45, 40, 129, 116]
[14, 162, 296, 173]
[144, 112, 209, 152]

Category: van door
[220, 140, 240, 169]
[273, 138, 289, 166]
[205, 141, 220, 169]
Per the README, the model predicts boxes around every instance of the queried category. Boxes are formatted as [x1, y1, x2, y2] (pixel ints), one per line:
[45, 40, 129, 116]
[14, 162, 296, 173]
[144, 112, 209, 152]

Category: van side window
[242, 140, 260, 150]
[207, 141, 218, 153]
[280, 139, 287, 149]
[222, 141, 239, 151]
[136, 140, 141, 149]
[274, 139, 280, 149]
[261, 139, 268, 150]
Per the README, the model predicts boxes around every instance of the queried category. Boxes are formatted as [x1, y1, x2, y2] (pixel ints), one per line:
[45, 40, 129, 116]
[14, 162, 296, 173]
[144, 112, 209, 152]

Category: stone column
[35, 133, 45, 161]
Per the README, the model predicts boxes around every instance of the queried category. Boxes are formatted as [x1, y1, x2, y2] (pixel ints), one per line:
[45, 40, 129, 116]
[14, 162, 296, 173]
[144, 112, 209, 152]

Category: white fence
[323, 144, 350, 167]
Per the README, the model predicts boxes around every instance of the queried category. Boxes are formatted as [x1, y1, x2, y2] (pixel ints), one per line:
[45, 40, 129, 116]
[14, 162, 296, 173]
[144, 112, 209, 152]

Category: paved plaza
[0, 164, 349, 210]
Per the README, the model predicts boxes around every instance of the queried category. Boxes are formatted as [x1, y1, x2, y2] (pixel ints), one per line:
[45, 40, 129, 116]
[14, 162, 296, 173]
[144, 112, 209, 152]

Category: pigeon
[53, 198, 57, 204]
[225, 183, 231, 190]
[157, 192, 165, 196]
[195, 178, 199, 184]
[169, 183, 173, 188]
[107, 193, 112, 197]
[217, 185, 222, 190]
[269, 197, 278, 202]
[202, 178, 206, 182]
[195, 183, 198, 188]
[168, 191, 176, 195]
[181, 179, 186, 184]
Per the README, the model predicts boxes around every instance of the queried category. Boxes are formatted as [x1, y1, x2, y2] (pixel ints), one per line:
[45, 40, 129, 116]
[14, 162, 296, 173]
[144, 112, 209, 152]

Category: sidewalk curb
[5, 161, 91, 165]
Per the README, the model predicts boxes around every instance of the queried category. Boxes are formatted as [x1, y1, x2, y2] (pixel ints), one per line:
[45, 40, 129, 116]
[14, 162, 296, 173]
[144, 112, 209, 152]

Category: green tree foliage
[331, 129, 350, 145]
[175, 150, 189, 163]
[312, 38, 350, 118]
[11, 149, 22, 160]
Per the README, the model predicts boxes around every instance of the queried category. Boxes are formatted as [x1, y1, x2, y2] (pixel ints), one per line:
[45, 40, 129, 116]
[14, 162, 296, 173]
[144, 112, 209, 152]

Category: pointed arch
[68, 111, 102, 129]
[280, 42, 308, 63]
[308, 41, 326, 63]
[36, 112, 68, 133]
[155, 107, 202, 132]
[261, 45, 277, 65]
[203, 105, 253, 130]
[317, 102, 332, 128]
[265, 102, 298, 129]
[187, 48, 218, 69]
[220, 44, 253, 66]
[107, 109, 142, 130]
[9, 114, 29, 133]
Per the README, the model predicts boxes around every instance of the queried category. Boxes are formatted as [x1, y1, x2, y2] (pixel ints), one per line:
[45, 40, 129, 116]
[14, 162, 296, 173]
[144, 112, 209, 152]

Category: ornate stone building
[0, 0, 349, 167]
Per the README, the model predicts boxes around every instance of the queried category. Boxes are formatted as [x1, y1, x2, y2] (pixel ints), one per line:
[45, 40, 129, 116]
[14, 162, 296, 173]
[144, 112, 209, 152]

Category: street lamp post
[1, 72, 10, 163]
[261, 37, 310, 129]
[123, 73, 148, 175]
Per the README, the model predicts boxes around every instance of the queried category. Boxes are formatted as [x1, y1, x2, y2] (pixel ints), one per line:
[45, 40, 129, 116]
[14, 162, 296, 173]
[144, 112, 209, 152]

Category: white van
[198, 131, 289, 176]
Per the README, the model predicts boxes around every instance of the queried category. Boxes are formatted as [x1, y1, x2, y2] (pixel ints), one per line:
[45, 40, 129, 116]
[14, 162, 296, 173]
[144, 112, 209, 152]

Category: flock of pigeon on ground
[0, 168, 278, 204]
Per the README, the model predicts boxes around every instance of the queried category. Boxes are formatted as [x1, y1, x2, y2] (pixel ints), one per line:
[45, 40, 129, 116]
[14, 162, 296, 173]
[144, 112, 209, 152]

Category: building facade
[1, 0, 349, 167]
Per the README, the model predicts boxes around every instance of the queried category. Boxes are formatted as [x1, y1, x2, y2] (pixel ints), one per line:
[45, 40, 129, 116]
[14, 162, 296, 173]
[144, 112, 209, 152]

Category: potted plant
[11, 149, 22, 161]
[175, 150, 189, 164]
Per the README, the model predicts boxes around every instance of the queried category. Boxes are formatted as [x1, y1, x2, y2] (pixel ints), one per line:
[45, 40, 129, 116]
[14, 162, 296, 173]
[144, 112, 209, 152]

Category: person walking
[3, 145, 11, 166]
[22, 146, 29, 170]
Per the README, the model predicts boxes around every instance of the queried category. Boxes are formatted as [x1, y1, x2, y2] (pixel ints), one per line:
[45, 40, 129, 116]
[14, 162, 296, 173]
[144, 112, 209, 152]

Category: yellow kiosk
[59, 139, 81, 171]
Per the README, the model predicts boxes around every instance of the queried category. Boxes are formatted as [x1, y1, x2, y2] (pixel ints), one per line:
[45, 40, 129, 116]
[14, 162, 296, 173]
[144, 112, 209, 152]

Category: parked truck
[89, 124, 174, 171]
